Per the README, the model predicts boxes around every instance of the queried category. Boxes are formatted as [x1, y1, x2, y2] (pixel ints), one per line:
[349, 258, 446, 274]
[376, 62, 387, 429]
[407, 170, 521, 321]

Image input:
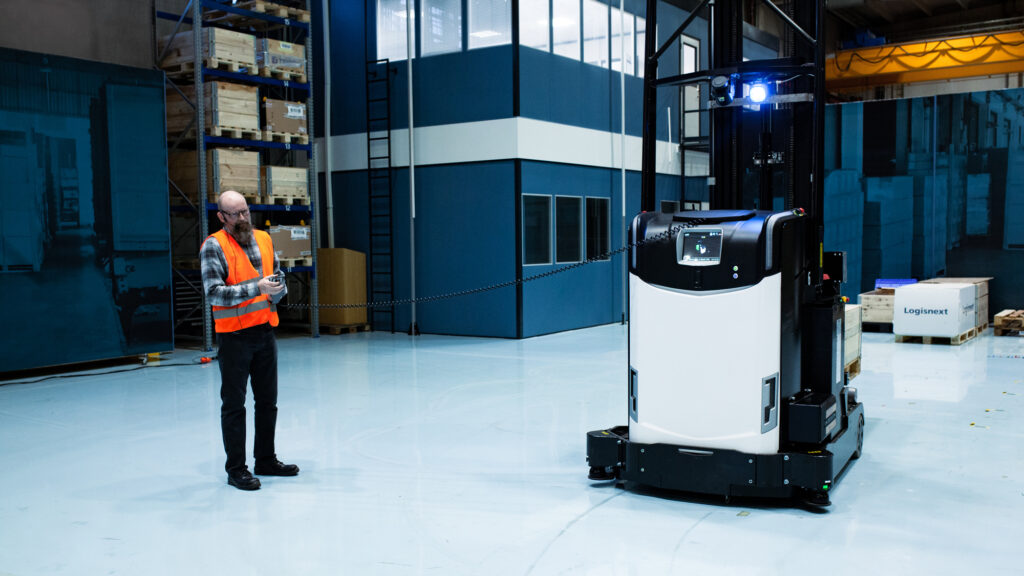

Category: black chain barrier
[281, 219, 705, 311]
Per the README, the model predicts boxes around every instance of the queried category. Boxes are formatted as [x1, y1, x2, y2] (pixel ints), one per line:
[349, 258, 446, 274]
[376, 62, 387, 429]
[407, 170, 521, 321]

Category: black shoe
[227, 468, 261, 491]
[254, 458, 300, 476]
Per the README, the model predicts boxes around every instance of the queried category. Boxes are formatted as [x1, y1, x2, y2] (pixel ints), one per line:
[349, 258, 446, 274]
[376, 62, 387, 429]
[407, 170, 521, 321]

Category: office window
[377, 0, 414, 61]
[586, 197, 610, 260]
[519, 0, 550, 51]
[681, 37, 700, 139]
[523, 195, 552, 265]
[636, 16, 646, 77]
[556, 196, 583, 263]
[552, 0, 581, 60]
[469, 0, 512, 49]
[610, 7, 634, 74]
[421, 0, 462, 56]
[583, 0, 608, 68]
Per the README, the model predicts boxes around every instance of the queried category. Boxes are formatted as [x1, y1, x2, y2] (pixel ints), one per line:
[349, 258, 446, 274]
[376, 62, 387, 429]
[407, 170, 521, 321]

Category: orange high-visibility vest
[204, 228, 280, 333]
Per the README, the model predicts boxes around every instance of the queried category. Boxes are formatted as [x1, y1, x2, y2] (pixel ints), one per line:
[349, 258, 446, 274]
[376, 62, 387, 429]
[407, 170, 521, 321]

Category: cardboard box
[893, 283, 976, 337]
[318, 248, 367, 326]
[257, 39, 306, 74]
[169, 149, 260, 203]
[919, 277, 993, 328]
[263, 98, 307, 135]
[844, 303, 862, 367]
[859, 288, 895, 323]
[267, 225, 311, 261]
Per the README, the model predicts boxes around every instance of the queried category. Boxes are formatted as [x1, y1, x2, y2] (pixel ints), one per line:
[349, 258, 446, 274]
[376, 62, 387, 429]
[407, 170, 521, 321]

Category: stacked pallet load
[262, 166, 308, 205]
[167, 81, 261, 140]
[169, 149, 261, 205]
[205, 0, 310, 27]
[824, 170, 864, 299]
[863, 177, 914, 281]
[893, 282, 978, 345]
[263, 98, 308, 144]
[844, 303, 862, 379]
[993, 310, 1023, 336]
[858, 288, 895, 330]
[158, 28, 257, 76]
[919, 277, 993, 331]
[257, 39, 306, 82]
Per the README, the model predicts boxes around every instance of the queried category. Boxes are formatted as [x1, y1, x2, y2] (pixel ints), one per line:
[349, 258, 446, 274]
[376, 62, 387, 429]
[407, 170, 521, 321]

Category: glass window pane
[552, 0, 580, 60]
[421, 0, 462, 56]
[469, 0, 512, 49]
[681, 39, 700, 138]
[377, 0, 414, 62]
[524, 195, 552, 265]
[556, 197, 582, 262]
[636, 16, 646, 77]
[583, 0, 608, 68]
[610, 7, 634, 74]
[519, 0, 550, 51]
[586, 197, 610, 260]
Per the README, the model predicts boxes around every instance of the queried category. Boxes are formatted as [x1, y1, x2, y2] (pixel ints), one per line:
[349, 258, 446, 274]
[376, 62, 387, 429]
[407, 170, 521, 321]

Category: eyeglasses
[219, 209, 250, 219]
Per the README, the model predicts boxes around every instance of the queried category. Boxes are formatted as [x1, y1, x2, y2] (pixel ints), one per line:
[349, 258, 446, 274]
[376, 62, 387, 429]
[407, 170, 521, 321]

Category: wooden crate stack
[169, 149, 261, 205]
[167, 81, 261, 140]
[993, 310, 1023, 336]
[262, 166, 308, 205]
[919, 277, 993, 331]
[844, 303, 862, 379]
[263, 98, 308, 144]
[158, 28, 257, 76]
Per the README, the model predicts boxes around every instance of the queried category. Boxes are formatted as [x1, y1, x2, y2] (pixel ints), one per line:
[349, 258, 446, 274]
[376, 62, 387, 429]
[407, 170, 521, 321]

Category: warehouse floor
[1, 324, 1022, 575]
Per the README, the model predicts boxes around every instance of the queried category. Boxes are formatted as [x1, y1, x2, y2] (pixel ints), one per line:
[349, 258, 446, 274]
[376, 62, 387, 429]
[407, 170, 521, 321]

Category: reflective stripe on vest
[205, 229, 280, 333]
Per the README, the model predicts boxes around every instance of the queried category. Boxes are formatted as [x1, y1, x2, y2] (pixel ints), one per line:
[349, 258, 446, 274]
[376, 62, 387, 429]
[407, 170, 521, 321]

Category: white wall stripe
[316, 118, 709, 176]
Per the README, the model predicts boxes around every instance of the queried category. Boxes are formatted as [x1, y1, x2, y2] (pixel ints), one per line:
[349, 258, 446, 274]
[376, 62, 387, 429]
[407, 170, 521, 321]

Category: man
[200, 190, 299, 491]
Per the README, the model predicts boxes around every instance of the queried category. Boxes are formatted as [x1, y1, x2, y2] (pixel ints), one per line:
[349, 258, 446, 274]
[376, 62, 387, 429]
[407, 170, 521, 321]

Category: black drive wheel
[851, 413, 864, 460]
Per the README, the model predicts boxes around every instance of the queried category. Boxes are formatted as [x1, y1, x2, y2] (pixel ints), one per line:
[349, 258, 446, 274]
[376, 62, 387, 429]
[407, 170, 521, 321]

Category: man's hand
[258, 275, 285, 296]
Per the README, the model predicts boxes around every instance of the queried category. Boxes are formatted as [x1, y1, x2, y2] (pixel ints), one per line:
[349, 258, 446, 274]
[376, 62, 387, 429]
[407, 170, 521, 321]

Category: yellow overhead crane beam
[826, 30, 1024, 91]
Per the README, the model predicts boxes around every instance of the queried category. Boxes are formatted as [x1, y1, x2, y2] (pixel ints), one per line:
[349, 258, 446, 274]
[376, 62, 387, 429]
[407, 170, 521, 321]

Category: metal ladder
[365, 59, 395, 333]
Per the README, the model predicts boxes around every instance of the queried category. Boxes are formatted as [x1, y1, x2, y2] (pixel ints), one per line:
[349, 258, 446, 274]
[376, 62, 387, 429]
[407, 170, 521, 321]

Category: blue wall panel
[519, 48, 614, 133]
[413, 161, 517, 337]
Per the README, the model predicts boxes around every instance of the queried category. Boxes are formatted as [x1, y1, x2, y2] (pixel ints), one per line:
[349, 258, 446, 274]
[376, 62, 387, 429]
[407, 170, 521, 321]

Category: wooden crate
[257, 39, 307, 82]
[167, 82, 261, 139]
[994, 309, 1024, 336]
[262, 166, 308, 204]
[859, 288, 895, 324]
[206, 1, 310, 28]
[158, 28, 256, 76]
[920, 277, 993, 329]
[169, 149, 261, 204]
[844, 303, 862, 370]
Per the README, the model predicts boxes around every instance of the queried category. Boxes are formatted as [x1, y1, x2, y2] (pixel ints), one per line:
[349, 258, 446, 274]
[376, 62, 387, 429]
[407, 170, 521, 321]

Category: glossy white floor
[1, 324, 1022, 575]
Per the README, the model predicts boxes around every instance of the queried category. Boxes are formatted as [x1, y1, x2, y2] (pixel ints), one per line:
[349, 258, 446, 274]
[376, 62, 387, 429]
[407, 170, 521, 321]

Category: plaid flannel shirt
[200, 232, 287, 307]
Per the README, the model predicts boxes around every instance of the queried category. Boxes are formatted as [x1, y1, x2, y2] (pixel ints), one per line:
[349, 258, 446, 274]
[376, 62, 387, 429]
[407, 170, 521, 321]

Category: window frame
[555, 195, 584, 264]
[522, 193, 553, 266]
[585, 196, 611, 262]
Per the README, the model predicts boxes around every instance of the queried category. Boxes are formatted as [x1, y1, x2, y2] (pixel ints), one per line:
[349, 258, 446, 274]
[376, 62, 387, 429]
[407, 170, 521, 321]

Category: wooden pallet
[280, 257, 312, 268]
[844, 357, 861, 380]
[210, 125, 263, 140]
[268, 195, 310, 205]
[259, 67, 307, 83]
[994, 309, 1024, 336]
[0, 263, 39, 273]
[163, 57, 257, 78]
[320, 323, 371, 335]
[895, 326, 978, 346]
[206, 1, 310, 27]
[263, 130, 309, 145]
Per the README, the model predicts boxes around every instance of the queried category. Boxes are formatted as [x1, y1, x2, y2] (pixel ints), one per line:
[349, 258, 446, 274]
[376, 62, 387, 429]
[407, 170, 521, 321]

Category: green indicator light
[733, 266, 739, 272]
[822, 484, 830, 491]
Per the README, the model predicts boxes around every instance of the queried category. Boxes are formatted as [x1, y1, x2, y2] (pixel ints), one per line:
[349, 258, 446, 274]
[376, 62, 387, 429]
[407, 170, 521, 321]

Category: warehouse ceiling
[826, 0, 1024, 45]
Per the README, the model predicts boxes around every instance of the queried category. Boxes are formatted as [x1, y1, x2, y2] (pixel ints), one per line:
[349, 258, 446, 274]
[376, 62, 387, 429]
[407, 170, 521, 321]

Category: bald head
[218, 190, 247, 213]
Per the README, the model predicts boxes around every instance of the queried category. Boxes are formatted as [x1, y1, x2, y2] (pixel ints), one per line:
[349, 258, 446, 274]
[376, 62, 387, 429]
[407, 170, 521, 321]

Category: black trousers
[217, 323, 278, 474]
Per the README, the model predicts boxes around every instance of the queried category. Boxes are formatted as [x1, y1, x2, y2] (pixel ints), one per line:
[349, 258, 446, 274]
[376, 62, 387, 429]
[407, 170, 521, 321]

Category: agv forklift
[586, 0, 864, 506]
